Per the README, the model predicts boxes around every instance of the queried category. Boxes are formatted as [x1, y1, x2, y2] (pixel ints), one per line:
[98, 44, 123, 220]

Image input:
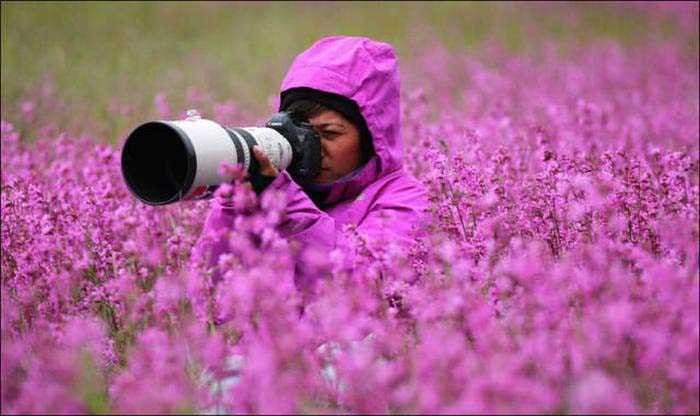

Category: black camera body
[265, 112, 321, 181]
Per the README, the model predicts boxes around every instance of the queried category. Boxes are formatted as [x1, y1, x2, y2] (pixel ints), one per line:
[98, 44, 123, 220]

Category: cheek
[344, 138, 362, 165]
[323, 141, 343, 161]
[323, 136, 362, 171]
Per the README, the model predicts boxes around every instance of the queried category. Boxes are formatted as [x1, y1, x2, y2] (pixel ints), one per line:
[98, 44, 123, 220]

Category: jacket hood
[278, 36, 402, 205]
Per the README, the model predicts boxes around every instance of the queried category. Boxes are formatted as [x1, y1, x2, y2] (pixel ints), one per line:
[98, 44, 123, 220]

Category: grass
[1, 1, 697, 143]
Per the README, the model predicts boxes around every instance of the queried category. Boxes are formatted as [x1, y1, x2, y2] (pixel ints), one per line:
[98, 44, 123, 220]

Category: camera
[121, 111, 321, 205]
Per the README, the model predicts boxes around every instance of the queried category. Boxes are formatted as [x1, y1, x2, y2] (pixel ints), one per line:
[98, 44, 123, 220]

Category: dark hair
[285, 99, 327, 121]
[285, 99, 374, 164]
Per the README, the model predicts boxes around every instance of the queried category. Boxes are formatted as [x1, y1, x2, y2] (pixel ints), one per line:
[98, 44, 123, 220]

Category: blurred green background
[2, 1, 697, 142]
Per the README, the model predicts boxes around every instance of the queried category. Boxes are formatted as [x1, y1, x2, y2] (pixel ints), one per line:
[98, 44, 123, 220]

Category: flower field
[1, 3, 698, 414]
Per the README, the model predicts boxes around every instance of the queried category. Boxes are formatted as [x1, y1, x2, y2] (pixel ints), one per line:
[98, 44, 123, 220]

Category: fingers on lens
[254, 146, 268, 161]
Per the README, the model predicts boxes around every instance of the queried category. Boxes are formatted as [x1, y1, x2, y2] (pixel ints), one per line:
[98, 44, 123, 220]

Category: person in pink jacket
[196, 36, 427, 293]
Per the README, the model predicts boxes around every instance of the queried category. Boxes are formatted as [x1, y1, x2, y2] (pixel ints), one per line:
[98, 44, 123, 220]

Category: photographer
[195, 36, 427, 292]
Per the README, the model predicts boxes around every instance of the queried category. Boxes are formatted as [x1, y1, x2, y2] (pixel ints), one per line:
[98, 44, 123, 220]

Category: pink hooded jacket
[196, 36, 428, 290]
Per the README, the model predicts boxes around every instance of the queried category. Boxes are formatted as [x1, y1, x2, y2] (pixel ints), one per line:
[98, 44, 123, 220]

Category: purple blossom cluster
[2, 37, 698, 413]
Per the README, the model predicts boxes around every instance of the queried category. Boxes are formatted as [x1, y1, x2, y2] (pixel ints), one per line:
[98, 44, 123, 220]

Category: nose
[320, 138, 329, 159]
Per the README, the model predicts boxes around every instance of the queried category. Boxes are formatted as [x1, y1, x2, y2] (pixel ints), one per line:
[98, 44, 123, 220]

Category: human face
[308, 109, 362, 184]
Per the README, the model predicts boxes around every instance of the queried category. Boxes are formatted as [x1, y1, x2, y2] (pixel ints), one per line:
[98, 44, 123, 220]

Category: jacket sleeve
[194, 170, 428, 290]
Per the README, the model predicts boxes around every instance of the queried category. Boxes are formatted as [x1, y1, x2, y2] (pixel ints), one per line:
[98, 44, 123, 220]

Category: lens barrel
[121, 117, 294, 205]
